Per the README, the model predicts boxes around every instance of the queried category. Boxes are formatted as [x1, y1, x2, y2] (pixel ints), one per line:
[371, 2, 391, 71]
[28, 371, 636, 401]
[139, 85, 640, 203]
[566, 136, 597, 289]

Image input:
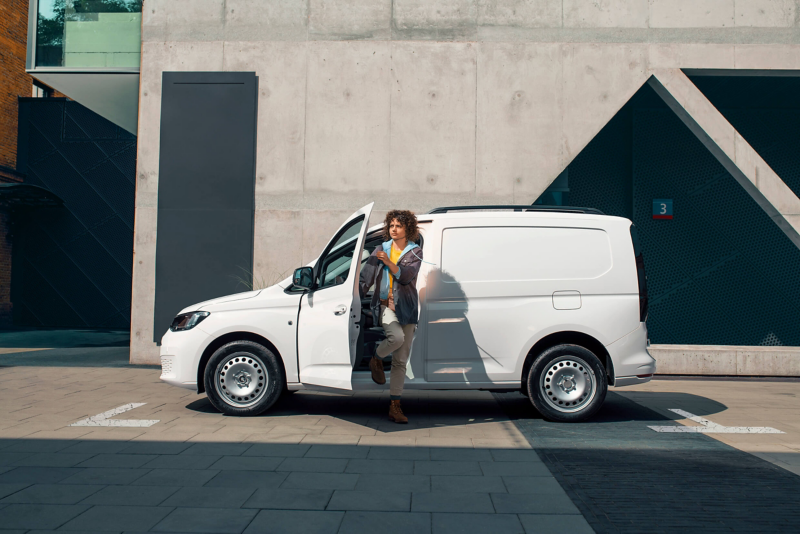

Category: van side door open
[297, 203, 374, 389]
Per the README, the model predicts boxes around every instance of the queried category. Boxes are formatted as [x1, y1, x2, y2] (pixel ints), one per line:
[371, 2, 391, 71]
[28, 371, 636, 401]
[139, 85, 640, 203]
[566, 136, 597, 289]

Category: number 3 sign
[653, 199, 673, 219]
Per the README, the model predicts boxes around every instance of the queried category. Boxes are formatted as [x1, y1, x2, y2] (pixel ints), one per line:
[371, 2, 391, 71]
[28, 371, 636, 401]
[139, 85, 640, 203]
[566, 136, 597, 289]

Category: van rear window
[441, 226, 612, 282]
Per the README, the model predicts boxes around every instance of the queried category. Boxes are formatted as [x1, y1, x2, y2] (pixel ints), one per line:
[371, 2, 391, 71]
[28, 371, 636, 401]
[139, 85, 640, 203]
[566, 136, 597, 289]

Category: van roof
[425, 205, 606, 215]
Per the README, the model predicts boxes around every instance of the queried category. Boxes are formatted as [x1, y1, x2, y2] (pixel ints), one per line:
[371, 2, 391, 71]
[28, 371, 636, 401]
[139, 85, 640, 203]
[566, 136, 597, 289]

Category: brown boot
[389, 400, 408, 424]
[369, 356, 386, 385]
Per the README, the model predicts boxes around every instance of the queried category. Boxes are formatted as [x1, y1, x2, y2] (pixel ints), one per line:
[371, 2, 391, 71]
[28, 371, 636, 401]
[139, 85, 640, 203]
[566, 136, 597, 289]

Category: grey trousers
[375, 305, 416, 397]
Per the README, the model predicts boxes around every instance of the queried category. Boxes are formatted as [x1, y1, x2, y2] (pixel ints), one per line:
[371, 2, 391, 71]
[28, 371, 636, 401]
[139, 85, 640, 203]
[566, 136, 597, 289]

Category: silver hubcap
[215, 352, 269, 408]
[540, 355, 596, 413]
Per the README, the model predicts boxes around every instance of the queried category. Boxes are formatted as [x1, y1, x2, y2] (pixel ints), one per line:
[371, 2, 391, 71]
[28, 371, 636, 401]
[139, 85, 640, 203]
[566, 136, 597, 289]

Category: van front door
[297, 203, 374, 389]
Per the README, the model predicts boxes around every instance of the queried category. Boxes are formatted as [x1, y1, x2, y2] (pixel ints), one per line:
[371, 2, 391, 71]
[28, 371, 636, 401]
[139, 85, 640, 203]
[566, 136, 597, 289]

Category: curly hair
[382, 210, 419, 243]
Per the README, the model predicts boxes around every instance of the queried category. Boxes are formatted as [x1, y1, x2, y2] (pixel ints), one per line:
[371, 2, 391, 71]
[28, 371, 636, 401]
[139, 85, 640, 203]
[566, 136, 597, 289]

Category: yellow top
[388, 243, 402, 293]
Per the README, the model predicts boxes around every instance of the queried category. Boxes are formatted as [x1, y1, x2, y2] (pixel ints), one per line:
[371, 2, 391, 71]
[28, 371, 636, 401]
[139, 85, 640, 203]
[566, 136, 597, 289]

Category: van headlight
[170, 311, 210, 332]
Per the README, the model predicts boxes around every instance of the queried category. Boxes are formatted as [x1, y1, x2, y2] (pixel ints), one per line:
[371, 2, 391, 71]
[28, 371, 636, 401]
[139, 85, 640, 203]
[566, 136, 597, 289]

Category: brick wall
[0, 0, 31, 328]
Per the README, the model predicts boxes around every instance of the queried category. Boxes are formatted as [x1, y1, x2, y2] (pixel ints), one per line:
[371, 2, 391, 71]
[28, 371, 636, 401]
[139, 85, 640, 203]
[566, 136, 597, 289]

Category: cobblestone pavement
[0, 362, 590, 534]
[495, 387, 800, 533]
[1, 335, 798, 533]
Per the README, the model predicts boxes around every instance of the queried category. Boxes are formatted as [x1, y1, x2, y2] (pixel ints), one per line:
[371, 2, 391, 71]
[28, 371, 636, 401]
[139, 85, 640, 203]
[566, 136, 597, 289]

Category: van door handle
[333, 305, 348, 315]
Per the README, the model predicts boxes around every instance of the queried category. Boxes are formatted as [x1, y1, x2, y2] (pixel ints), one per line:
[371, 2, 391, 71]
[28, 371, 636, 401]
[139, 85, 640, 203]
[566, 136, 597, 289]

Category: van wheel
[526, 344, 607, 423]
[204, 340, 284, 416]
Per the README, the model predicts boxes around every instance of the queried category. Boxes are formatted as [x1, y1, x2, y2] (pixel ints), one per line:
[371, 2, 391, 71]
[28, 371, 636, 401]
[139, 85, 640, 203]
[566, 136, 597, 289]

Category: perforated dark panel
[14, 98, 135, 328]
[543, 83, 800, 346]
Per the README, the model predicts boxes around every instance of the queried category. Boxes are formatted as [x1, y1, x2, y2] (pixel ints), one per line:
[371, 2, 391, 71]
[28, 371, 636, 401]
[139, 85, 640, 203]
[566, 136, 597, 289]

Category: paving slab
[431, 475, 507, 493]
[12, 453, 95, 468]
[431, 512, 525, 534]
[326, 489, 411, 511]
[242, 488, 333, 510]
[0, 483, 103, 504]
[411, 492, 495, 513]
[0, 467, 79, 484]
[61, 468, 150, 485]
[141, 454, 222, 470]
[243, 509, 344, 534]
[344, 459, 414, 474]
[205, 470, 288, 489]
[75, 454, 157, 468]
[280, 472, 359, 491]
[0, 503, 90, 530]
[518, 513, 594, 534]
[354, 474, 431, 493]
[414, 460, 483, 476]
[305, 445, 370, 459]
[490, 493, 580, 514]
[160, 486, 257, 508]
[338, 511, 431, 534]
[78, 485, 180, 506]
[208, 455, 284, 471]
[277, 457, 349, 473]
[153, 506, 258, 533]
[61, 504, 173, 531]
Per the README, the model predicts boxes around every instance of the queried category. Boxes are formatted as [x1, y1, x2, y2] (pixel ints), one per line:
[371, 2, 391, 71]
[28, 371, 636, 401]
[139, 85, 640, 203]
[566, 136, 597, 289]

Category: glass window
[316, 216, 365, 290]
[36, 0, 142, 68]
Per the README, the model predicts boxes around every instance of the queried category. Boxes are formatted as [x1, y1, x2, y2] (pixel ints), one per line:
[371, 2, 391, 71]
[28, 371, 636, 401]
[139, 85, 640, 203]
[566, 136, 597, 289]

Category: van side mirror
[293, 266, 314, 290]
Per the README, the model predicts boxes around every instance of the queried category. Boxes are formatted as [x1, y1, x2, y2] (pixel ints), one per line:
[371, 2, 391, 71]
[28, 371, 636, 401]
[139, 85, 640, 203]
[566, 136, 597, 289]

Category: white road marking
[70, 403, 160, 428]
[648, 409, 783, 434]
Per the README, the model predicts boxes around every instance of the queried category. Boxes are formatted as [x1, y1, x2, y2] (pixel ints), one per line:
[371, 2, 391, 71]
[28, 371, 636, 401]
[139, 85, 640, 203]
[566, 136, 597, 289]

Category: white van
[159, 203, 655, 422]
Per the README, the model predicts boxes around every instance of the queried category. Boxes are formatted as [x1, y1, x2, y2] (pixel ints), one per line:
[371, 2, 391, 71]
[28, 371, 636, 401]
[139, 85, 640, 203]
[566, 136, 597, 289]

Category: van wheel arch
[521, 331, 614, 390]
[197, 332, 286, 394]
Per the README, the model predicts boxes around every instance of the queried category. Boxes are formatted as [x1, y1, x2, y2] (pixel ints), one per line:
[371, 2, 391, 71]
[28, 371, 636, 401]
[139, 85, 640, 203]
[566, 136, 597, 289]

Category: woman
[359, 210, 423, 424]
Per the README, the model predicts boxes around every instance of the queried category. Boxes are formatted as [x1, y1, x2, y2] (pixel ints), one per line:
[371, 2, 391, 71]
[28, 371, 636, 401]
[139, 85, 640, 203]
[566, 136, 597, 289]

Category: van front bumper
[606, 323, 656, 387]
[159, 326, 211, 391]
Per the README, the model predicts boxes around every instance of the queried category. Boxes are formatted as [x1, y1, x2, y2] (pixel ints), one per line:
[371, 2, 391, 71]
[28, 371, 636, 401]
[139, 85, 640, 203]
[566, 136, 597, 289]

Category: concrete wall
[132, 0, 800, 363]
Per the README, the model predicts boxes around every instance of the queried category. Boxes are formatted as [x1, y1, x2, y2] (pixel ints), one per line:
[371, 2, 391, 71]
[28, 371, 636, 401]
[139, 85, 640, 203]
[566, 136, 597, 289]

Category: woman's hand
[376, 251, 391, 266]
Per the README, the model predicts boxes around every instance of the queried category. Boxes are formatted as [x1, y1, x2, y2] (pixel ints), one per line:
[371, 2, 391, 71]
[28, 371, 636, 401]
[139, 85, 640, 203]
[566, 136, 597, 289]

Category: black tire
[204, 340, 284, 416]
[526, 344, 607, 423]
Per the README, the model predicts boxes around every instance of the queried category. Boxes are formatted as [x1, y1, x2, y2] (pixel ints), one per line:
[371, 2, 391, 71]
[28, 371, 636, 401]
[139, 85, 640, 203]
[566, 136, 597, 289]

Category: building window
[35, 0, 142, 68]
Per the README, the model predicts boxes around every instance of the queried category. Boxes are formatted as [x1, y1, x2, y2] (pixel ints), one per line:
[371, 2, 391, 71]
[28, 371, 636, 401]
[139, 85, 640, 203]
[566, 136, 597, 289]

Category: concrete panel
[735, 0, 796, 28]
[131, 42, 225, 364]
[649, 0, 734, 28]
[476, 0, 561, 28]
[476, 43, 562, 201]
[302, 210, 355, 265]
[561, 44, 648, 169]
[734, 45, 800, 69]
[648, 44, 734, 69]
[648, 346, 738, 375]
[304, 42, 391, 195]
[254, 210, 304, 287]
[785, 215, 800, 234]
[390, 42, 477, 195]
[131, 207, 160, 365]
[563, 0, 648, 28]
[757, 166, 800, 215]
[737, 350, 800, 376]
[224, 0, 308, 41]
[309, 0, 392, 40]
[650, 345, 800, 376]
[393, 0, 478, 40]
[223, 42, 307, 198]
[141, 0, 225, 42]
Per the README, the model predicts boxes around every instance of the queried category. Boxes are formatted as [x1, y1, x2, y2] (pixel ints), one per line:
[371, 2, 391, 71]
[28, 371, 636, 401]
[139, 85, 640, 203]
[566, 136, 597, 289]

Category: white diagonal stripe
[648, 409, 782, 434]
[70, 403, 160, 427]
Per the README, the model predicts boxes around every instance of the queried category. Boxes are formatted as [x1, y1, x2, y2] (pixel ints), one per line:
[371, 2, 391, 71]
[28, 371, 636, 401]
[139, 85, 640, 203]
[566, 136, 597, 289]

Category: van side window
[441, 226, 612, 282]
